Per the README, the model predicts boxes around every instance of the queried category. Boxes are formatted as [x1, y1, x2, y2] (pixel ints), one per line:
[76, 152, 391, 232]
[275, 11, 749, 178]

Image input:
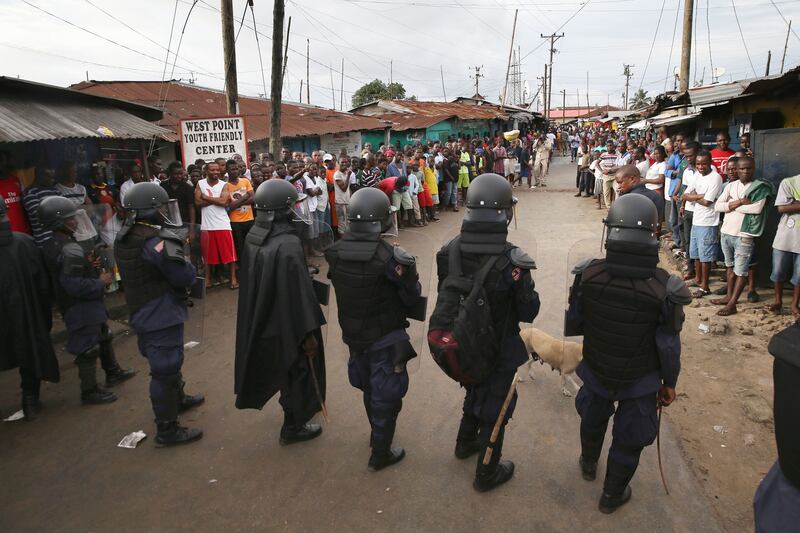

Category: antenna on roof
[188, 71, 196, 85]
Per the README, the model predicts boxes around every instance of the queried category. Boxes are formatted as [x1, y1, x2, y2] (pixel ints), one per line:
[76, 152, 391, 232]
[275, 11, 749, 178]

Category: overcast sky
[4, 0, 800, 111]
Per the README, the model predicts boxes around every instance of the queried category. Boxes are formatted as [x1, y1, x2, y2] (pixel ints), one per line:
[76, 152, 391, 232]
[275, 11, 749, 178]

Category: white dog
[518, 327, 583, 393]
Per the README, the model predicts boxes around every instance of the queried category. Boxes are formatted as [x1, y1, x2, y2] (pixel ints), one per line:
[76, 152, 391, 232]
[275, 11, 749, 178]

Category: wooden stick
[657, 404, 669, 495]
[308, 353, 329, 423]
[482, 372, 519, 465]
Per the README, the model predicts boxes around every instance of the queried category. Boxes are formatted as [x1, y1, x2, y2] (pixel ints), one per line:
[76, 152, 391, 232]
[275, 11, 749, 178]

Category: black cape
[234, 222, 326, 424]
[0, 234, 60, 382]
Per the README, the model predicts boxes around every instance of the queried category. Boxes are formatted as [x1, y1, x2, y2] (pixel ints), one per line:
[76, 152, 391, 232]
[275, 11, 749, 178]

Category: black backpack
[428, 239, 500, 385]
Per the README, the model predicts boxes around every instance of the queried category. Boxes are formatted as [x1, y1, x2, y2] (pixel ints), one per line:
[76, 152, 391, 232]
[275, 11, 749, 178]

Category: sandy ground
[0, 157, 776, 532]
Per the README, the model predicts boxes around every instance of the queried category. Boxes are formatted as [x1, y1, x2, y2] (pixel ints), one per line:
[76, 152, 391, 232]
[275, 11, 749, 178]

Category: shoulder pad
[392, 245, 416, 267]
[666, 274, 692, 305]
[509, 247, 536, 270]
[571, 257, 594, 275]
[62, 241, 86, 260]
[158, 227, 184, 245]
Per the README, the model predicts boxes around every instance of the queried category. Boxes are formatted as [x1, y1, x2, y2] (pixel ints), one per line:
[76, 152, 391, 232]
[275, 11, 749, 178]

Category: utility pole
[299, 80, 303, 103]
[678, 0, 695, 115]
[500, 9, 519, 108]
[221, 0, 239, 114]
[329, 64, 335, 109]
[622, 64, 634, 110]
[440, 65, 447, 100]
[542, 63, 548, 118]
[340, 58, 345, 110]
[536, 76, 544, 112]
[586, 71, 590, 110]
[781, 20, 792, 73]
[470, 65, 484, 97]
[269, 0, 284, 158]
[306, 38, 310, 105]
[541, 32, 564, 122]
[561, 89, 566, 124]
[765, 50, 772, 76]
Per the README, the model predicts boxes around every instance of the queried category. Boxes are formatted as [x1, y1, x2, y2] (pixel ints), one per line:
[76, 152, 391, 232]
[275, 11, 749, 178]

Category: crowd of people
[560, 125, 799, 319]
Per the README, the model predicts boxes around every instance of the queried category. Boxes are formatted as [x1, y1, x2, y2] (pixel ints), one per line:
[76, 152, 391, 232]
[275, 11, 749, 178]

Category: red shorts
[201, 229, 237, 265]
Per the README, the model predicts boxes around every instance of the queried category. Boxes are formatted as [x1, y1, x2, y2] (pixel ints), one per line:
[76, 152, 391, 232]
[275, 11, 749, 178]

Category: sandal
[710, 298, 730, 306]
[692, 288, 711, 298]
[230, 283, 239, 290]
[716, 307, 737, 317]
[712, 286, 728, 296]
[747, 291, 761, 303]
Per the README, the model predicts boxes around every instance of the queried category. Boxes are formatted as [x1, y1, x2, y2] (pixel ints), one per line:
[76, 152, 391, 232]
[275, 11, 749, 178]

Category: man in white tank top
[194, 162, 237, 289]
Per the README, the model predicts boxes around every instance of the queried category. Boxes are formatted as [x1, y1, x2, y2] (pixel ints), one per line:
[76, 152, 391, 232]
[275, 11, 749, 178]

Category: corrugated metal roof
[687, 80, 752, 106]
[0, 91, 171, 143]
[70, 81, 388, 140]
[352, 99, 508, 120]
[373, 113, 452, 131]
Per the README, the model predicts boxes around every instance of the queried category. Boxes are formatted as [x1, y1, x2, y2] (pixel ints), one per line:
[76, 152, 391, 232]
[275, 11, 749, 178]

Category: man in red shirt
[710, 131, 736, 181]
[0, 151, 31, 234]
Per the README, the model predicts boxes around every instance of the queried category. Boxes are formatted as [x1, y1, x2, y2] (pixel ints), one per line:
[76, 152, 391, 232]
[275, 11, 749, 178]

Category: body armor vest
[115, 224, 173, 315]
[438, 242, 517, 341]
[41, 233, 95, 314]
[580, 259, 668, 390]
[327, 239, 409, 352]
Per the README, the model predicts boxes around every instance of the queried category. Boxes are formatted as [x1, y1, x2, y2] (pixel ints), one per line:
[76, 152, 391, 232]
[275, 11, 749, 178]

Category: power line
[768, 0, 800, 43]
[731, 0, 758, 76]
[665, 0, 683, 92]
[638, 0, 667, 91]
[520, 0, 591, 62]
[705, 0, 715, 81]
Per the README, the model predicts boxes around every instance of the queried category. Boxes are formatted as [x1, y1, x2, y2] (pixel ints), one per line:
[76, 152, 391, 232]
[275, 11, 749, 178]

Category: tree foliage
[628, 89, 652, 110]
[351, 79, 412, 108]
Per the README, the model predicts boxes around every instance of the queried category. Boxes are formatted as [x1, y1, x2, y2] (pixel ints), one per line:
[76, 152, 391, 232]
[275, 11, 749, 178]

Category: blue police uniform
[130, 237, 196, 422]
[346, 257, 421, 451]
[568, 294, 680, 472]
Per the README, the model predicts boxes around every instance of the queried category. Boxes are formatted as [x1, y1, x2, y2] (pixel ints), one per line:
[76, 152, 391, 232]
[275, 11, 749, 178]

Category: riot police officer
[235, 178, 327, 446]
[115, 182, 204, 447]
[39, 196, 135, 405]
[435, 173, 540, 491]
[565, 193, 692, 513]
[325, 187, 425, 471]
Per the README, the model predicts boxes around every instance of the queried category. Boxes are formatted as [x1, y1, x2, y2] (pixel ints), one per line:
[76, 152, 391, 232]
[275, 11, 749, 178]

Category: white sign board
[179, 115, 248, 167]
[320, 131, 362, 157]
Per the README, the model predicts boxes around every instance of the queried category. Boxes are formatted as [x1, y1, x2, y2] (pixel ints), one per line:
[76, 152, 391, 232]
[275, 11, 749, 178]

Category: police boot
[22, 393, 42, 421]
[177, 378, 205, 412]
[76, 350, 117, 405]
[279, 411, 322, 446]
[598, 459, 636, 514]
[368, 412, 405, 472]
[99, 340, 136, 387]
[454, 414, 481, 459]
[155, 420, 203, 447]
[474, 427, 514, 493]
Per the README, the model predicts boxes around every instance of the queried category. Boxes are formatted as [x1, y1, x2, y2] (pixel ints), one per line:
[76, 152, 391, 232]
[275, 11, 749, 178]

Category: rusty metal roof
[70, 81, 388, 140]
[373, 113, 453, 131]
[0, 77, 171, 143]
[352, 99, 508, 120]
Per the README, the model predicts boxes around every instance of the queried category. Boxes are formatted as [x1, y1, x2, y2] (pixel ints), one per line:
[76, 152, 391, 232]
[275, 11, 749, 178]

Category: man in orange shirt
[226, 159, 254, 290]
[323, 154, 338, 233]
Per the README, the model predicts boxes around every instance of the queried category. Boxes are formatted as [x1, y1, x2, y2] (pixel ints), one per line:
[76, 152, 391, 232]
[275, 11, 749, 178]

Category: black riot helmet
[464, 173, 516, 225]
[768, 322, 800, 489]
[123, 181, 174, 224]
[603, 193, 659, 277]
[347, 187, 393, 234]
[604, 193, 658, 250]
[38, 195, 79, 231]
[253, 178, 304, 221]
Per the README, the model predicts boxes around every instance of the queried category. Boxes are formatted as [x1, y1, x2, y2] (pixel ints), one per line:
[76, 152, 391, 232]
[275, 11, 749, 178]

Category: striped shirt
[22, 186, 59, 246]
[598, 151, 618, 176]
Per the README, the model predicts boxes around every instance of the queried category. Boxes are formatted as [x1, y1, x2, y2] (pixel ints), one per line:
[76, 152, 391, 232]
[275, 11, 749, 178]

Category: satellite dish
[674, 66, 680, 76]
[713, 67, 726, 78]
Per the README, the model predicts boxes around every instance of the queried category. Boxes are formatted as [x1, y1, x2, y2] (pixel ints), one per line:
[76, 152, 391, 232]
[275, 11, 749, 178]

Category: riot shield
[170, 222, 204, 350]
[303, 219, 332, 422]
[534, 237, 606, 395]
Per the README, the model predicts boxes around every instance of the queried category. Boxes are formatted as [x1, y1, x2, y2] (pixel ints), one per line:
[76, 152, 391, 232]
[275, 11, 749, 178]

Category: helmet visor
[72, 209, 98, 242]
[159, 199, 183, 227]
